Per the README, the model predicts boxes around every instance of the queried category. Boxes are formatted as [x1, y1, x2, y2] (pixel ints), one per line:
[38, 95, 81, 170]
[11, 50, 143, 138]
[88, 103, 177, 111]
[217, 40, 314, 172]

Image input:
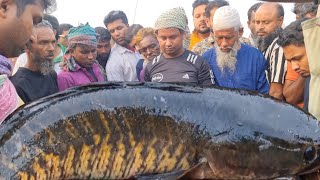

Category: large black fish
[0, 82, 319, 179]
[259, 0, 315, 2]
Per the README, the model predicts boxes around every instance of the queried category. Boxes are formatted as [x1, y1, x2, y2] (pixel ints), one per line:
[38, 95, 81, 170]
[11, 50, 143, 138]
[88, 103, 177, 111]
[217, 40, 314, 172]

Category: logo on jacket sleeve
[152, 73, 163, 82]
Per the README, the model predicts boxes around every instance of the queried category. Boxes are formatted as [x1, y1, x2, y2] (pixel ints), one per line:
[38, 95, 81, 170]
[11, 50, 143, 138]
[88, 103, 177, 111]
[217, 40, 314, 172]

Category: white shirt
[12, 53, 27, 75]
[106, 43, 141, 81]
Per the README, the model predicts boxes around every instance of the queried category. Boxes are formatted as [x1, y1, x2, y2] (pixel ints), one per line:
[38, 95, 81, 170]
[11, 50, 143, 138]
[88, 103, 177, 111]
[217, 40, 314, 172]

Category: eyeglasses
[138, 43, 158, 55]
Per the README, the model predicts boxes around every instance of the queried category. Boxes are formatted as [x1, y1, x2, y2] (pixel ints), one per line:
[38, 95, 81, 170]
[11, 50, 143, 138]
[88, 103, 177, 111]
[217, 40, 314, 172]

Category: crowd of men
[0, 0, 319, 122]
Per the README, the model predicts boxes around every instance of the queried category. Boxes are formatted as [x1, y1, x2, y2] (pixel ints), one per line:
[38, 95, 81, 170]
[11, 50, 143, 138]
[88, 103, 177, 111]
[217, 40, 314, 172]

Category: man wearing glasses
[134, 28, 161, 81]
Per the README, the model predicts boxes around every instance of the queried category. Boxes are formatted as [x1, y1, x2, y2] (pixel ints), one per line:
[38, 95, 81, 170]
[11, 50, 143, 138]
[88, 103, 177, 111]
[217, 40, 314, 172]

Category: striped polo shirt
[263, 37, 287, 84]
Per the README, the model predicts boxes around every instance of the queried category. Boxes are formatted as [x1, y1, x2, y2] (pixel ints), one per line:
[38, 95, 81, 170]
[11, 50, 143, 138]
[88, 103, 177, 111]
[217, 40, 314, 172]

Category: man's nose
[292, 61, 300, 71]
[115, 30, 121, 36]
[200, 15, 206, 21]
[88, 52, 95, 60]
[256, 23, 264, 31]
[48, 42, 55, 51]
[101, 47, 108, 54]
[220, 39, 229, 48]
[165, 39, 172, 46]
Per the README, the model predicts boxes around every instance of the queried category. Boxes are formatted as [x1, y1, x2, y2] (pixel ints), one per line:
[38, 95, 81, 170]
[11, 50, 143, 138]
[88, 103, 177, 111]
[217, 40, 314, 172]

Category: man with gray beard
[202, 6, 269, 94]
[10, 21, 58, 103]
[255, 3, 287, 99]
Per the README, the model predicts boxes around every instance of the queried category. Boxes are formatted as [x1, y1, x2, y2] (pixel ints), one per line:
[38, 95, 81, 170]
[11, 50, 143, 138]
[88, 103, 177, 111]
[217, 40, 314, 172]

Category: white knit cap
[213, 6, 241, 31]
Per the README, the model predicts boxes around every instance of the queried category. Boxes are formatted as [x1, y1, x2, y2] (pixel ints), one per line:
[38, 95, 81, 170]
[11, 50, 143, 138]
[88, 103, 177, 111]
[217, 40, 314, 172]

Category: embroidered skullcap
[62, 23, 98, 71]
[213, 6, 241, 31]
[154, 7, 188, 31]
[67, 23, 98, 49]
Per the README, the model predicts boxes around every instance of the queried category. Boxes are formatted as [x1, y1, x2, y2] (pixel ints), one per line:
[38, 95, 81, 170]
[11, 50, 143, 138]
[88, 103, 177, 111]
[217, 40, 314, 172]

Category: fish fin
[177, 158, 216, 179]
[133, 171, 185, 180]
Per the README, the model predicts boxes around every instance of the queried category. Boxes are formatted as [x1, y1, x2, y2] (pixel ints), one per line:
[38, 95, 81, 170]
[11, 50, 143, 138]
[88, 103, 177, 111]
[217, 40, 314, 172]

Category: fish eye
[304, 146, 316, 163]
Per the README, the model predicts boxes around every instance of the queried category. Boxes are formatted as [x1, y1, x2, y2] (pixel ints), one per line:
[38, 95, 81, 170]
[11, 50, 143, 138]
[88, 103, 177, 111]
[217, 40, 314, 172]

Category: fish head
[200, 128, 320, 179]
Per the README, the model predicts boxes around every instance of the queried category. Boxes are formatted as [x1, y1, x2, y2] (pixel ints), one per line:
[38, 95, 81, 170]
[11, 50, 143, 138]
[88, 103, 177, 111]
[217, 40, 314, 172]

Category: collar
[191, 29, 200, 38]
[208, 33, 215, 45]
[57, 43, 67, 53]
[72, 62, 91, 72]
[113, 43, 135, 54]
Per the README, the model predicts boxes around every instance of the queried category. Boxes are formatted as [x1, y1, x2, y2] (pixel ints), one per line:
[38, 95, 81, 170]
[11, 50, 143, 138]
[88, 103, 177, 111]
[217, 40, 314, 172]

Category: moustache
[97, 53, 110, 58]
[257, 31, 267, 35]
[220, 46, 233, 51]
[47, 51, 54, 56]
[46, 52, 54, 58]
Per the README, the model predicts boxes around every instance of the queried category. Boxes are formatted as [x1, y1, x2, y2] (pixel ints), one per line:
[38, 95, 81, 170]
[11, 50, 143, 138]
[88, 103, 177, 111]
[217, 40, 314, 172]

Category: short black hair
[277, 18, 308, 47]
[58, 23, 73, 36]
[192, 0, 209, 15]
[125, 24, 143, 43]
[276, 3, 285, 18]
[293, 3, 318, 17]
[205, 0, 229, 18]
[103, 10, 128, 27]
[95, 27, 111, 42]
[43, 14, 59, 40]
[247, 2, 262, 21]
[15, 0, 56, 16]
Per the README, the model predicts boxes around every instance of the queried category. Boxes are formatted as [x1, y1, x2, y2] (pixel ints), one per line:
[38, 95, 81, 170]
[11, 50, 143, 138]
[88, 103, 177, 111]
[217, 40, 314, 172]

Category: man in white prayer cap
[144, 7, 215, 86]
[202, 6, 269, 94]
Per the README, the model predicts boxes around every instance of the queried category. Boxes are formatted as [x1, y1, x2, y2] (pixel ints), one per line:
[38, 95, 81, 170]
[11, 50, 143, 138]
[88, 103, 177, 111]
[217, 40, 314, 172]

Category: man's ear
[24, 46, 31, 53]
[25, 39, 33, 51]
[53, 29, 57, 36]
[0, 0, 11, 19]
[69, 48, 75, 56]
[179, 29, 186, 38]
[278, 16, 284, 27]
[205, 18, 210, 27]
[25, 31, 36, 50]
[239, 27, 244, 37]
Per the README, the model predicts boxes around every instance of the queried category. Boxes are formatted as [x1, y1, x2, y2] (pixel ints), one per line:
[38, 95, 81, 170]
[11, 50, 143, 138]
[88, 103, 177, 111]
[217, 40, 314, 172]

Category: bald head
[255, 3, 284, 38]
[259, 3, 284, 19]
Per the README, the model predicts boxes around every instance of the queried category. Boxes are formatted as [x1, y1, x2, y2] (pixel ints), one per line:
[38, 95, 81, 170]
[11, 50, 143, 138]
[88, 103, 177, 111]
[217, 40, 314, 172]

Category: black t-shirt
[10, 67, 58, 103]
[144, 50, 215, 86]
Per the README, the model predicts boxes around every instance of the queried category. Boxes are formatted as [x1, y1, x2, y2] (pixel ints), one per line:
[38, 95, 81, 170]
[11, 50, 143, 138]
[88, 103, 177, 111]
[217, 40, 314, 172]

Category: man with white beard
[202, 6, 269, 94]
[10, 21, 58, 103]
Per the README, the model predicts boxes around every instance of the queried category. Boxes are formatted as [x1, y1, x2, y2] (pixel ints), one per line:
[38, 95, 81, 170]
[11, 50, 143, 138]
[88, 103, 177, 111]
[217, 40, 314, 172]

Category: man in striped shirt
[255, 3, 287, 100]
